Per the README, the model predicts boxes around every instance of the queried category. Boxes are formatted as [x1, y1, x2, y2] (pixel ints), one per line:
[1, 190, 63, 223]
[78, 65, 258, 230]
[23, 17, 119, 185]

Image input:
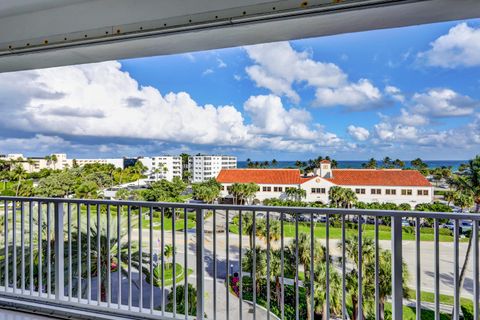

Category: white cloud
[233, 74, 242, 81]
[385, 85, 405, 103]
[347, 125, 370, 141]
[217, 58, 227, 68]
[396, 108, 429, 126]
[202, 68, 214, 76]
[412, 88, 478, 117]
[0, 61, 344, 153]
[244, 42, 383, 109]
[418, 23, 480, 68]
[374, 122, 418, 142]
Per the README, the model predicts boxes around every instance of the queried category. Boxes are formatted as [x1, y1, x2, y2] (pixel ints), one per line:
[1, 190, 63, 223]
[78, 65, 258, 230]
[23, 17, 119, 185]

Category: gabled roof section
[216, 169, 306, 185]
[326, 169, 432, 187]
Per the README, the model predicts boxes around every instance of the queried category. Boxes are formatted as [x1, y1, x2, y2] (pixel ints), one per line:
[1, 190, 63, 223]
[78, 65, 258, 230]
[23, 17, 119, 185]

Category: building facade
[217, 161, 434, 206]
[138, 156, 183, 182]
[0, 153, 124, 172]
[189, 155, 237, 182]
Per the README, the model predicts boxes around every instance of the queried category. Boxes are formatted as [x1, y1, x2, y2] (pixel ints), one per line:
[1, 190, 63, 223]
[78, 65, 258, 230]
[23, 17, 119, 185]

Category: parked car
[459, 220, 473, 233]
[401, 218, 411, 227]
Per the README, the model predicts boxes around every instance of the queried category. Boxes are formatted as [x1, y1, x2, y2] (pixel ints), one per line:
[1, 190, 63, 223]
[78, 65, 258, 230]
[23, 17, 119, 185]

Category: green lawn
[146, 263, 194, 287]
[229, 222, 459, 242]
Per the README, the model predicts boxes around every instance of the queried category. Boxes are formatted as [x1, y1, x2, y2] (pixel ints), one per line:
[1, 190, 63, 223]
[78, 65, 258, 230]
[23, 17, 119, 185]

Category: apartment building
[0, 153, 124, 172]
[217, 160, 434, 206]
[189, 155, 237, 182]
[138, 156, 182, 182]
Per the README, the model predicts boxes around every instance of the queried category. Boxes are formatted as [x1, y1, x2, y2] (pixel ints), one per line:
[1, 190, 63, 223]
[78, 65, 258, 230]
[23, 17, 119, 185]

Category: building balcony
[0, 196, 478, 319]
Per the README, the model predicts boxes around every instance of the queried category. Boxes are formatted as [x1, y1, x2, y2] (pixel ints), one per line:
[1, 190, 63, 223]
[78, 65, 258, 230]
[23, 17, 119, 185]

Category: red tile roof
[320, 160, 331, 164]
[216, 168, 431, 187]
[326, 169, 432, 187]
[216, 169, 305, 185]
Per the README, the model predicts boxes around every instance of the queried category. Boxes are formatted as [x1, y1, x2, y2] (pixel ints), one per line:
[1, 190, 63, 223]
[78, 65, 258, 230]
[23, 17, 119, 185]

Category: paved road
[128, 210, 477, 318]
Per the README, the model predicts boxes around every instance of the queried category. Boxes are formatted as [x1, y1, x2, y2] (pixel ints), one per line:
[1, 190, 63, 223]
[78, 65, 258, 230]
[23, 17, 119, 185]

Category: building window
[386, 189, 396, 195]
[274, 186, 283, 192]
[262, 186, 272, 192]
[418, 189, 429, 196]
[401, 189, 412, 196]
[312, 188, 326, 194]
[371, 188, 381, 195]
[355, 188, 366, 195]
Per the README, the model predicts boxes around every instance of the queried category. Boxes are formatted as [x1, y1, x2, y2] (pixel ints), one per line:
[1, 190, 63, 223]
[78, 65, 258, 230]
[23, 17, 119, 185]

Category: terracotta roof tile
[216, 169, 305, 185]
[325, 169, 432, 187]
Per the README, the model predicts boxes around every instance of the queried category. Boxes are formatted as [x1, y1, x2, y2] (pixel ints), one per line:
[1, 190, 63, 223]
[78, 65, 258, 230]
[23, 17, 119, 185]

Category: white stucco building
[0, 153, 124, 172]
[217, 160, 434, 206]
[189, 155, 237, 182]
[138, 156, 182, 182]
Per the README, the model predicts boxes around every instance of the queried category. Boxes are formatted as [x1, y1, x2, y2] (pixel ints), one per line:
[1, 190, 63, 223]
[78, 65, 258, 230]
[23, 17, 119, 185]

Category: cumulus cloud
[0, 61, 344, 154]
[244, 42, 383, 109]
[418, 23, 480, 68]
[395, 109, 429, 126]
[385, 85, 405, 103]
[347, 125, 370, 141]
[412, 88, 478, 117]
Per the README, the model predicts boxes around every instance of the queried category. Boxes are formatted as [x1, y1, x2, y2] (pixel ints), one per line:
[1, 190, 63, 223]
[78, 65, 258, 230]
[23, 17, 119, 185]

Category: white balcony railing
[0, 196, 478, 320]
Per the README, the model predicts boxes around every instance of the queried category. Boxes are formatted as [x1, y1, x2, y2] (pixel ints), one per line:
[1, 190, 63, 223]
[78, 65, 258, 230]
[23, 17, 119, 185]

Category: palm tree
[453, 193, 474, 212]
[51, 154, 58, 170]
[328, 186, 345, 207]
[272, 159, 278, 167]
[310, 262, 342, 320]
[444, 190, 456, 206]
[166, 284, 200, 317]
[164, 244, 175, 267]
[285, 187, 306, 202]
[449, 155, 480, 312]
[12, 164, 27, 197]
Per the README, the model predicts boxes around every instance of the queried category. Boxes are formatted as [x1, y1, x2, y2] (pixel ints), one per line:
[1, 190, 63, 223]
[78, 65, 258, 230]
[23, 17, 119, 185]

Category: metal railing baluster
[139, 206, 143, 311]
[358, 214, 363, 320]
[117, 205, 121, 308]
[239, 209, 243, 320]
[127, 205, 132, 310]
[29, 201, 34, 295]
[172, 207, 176, 318]
[375, 216, 380, 320]
[253, 211, 257, 320]
[161, 207, 165, 316]
[46, 202, 50, 298]
[77, 204, 81, 302]
[213, 209, 217, 320]
[97, 204, 101, 305]
[4, 200, 8, 291]
[87, 203, 91, 303]
[149, 206, 153, 314]
[267, 210, 271, 320]
[38, 202, 42, 296]
[184, 208, 188, 320]
[68, 203, 72, 301]
[280, 211, 284, 320]
[54, 201, 64, 301]
[226, 209, 230, 320]
[196, 207, 204, 320]
[295, 213, 299, 320]
[415, 216, 421, 320]
[341, 214, 346, 320]
[13, 200, 17, 293]
[474, 220, 479, 320]
[21, 201, 25, 294]
[107, 204, 111, 307]
[391, 216, 403, 320]
[454, 219, 460, 320]
[310, 212, 314, 320]
[434, 218, 440, 320]
[326, 213, 330, 320]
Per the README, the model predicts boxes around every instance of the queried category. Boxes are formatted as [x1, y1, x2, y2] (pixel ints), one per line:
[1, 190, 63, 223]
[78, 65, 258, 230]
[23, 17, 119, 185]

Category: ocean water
[238, 160, 467, 171]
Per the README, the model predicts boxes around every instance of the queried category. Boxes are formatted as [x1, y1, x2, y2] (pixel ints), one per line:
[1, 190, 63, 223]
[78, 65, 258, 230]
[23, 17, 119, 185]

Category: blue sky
[0, 18, 479, 161]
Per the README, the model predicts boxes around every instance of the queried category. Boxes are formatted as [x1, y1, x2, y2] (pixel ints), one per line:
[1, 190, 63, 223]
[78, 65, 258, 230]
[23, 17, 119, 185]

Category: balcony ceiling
[0, 0, 479, 72]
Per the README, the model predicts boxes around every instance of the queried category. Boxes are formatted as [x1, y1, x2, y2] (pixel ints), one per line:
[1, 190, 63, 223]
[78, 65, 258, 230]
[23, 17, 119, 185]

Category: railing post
[54, 201, 65, 301]
[196, 208, 204, 319]
[391, 216, 403, 320]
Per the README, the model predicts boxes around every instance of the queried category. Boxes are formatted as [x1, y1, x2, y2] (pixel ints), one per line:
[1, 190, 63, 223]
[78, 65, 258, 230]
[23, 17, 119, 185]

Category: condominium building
[189, 155, 237, 182]
[138, 156, 182, 182]
[0, 153, 124, 172]
[217, 160, 434, 206]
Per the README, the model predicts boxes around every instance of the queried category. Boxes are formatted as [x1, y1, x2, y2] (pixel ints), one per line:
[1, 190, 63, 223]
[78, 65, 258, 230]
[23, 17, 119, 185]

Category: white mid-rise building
[138, 156, 182, 182]
[189, 155, 237, 182]
[0, 153, 124, 172]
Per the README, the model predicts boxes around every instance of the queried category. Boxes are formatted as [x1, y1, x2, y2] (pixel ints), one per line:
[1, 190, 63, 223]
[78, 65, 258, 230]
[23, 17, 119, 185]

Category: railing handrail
[0, 196, 479, 220]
